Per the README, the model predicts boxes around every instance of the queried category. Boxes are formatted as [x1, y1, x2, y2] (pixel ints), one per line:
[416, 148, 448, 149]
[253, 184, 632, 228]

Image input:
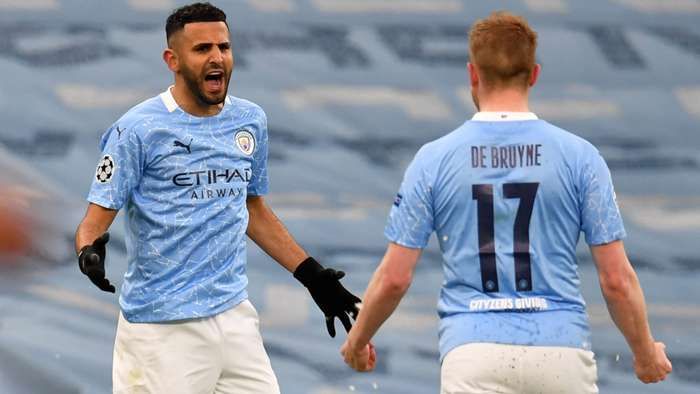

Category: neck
[476, 88, 531, 113]
[171, 80, 224, 117]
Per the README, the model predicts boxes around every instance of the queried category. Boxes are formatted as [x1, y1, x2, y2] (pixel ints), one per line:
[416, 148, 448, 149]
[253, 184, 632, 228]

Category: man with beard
[341, 11, 671, 393]
[74, 3, 364, 393]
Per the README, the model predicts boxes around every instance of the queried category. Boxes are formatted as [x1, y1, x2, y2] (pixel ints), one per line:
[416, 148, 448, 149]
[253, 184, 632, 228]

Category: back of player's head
[166, 2, 228, 44]
[469, 11, 538, 90]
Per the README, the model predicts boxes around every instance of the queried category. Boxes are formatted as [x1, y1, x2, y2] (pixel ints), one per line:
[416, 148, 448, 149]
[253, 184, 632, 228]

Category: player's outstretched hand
[294, 257, 361, 337]
[341, 339, 376, 372]
[634, 342, 672, 383]
[78, 232, 116, 293]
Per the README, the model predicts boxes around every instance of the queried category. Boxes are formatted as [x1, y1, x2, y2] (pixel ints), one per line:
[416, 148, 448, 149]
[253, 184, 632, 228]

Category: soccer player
[341, 11, 672, 393]
[74, 3, 361, 393]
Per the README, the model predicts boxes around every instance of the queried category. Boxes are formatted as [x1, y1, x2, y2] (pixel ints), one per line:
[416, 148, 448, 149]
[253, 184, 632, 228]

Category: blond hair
[469, 11, 538, 89]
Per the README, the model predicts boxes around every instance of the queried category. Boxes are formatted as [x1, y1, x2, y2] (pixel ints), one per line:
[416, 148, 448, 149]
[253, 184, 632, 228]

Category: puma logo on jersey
[116, 126, 125, 139]
[174, 138, 193, 154]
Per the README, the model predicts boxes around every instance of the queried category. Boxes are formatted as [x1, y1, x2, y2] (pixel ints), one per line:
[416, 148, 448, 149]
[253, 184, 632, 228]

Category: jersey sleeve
[384, 147, 435, 249]
[87, 122, 144, 210]
[247, 109, 269, 196]
[579, 149, 626, 245]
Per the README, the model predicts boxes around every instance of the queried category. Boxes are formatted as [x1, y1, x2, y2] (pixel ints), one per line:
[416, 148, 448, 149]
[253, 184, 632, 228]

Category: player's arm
[591, 240, 672, 383]
[246, 195, 361, 337]
[245, 195, 307, 271]
[341, 242, 421, 371]
[74, 203, 118, 293]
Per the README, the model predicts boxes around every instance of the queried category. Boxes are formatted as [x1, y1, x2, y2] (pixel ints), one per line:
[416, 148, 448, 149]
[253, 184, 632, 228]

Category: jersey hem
[586, 230, 627, 246]
[438, 309, 592, 362]
[247, 189, 268, 197]
[384, 231, 428, 249]
[120, 290, 249, 324]
[86, 195, 122, 210]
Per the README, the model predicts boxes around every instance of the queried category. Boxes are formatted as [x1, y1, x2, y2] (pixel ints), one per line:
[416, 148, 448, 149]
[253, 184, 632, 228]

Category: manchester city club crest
[234, 129, 255, 156]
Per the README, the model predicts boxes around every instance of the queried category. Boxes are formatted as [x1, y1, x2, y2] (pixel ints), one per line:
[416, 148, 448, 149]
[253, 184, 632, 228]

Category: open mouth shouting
[203, 69, 225, 94]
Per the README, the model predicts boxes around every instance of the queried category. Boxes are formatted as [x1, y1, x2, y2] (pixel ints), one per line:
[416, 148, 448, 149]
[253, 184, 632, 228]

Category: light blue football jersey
[385, 112, 626, 361]
[87, 88, 268, 323]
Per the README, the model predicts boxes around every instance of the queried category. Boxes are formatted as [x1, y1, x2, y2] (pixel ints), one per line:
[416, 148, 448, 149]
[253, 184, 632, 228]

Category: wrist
[77, 245, 90, 258]
[633, 338, 656, 361]
[347, 332, 366, 353]
[293, 257, 322, 287]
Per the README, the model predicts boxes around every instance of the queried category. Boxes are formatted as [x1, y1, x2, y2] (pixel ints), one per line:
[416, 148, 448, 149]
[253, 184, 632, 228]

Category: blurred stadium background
[0, 0, 699, 393]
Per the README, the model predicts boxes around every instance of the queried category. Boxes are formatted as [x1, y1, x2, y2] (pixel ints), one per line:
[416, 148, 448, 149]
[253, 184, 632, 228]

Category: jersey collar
[471, 112, 539, 121]
[159, 86, 232, 113]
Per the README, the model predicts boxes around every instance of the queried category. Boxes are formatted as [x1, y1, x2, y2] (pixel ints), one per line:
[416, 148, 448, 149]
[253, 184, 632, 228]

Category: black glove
[294, 257, 361, 338]
[78, 232, 116, 293]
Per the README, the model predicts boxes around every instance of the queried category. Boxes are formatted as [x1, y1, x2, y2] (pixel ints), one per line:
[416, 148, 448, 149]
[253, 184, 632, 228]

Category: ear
[529, 64, 541, 87]
[468, 63, 479, 88]
[163, 48, 178, 73]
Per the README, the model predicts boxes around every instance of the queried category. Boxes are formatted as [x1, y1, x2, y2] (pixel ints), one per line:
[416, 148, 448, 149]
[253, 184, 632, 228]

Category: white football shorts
[441, 342, 598, 394]
[113, 299, 280, 394]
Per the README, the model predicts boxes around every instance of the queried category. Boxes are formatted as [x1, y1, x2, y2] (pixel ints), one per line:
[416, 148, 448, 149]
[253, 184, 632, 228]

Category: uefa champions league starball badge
[234, 129, 255, 156]
[95, 155, 115, 183]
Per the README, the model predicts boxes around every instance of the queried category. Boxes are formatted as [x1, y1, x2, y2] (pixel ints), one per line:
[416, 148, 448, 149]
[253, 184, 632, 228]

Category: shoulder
[112, 95, 168, 136]
[535, 121, 609, 183]
[98, 95, 170, 152]
[536, 120, 600, 158]
[404, 123, 470, 178]
[524, 120, 601, 167]
[416, 122, 471, 160]
[227, 96, 267, 123]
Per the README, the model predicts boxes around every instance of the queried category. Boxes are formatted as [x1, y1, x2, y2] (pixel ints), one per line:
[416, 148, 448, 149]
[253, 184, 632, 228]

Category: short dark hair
[166, 2, 227, 42]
